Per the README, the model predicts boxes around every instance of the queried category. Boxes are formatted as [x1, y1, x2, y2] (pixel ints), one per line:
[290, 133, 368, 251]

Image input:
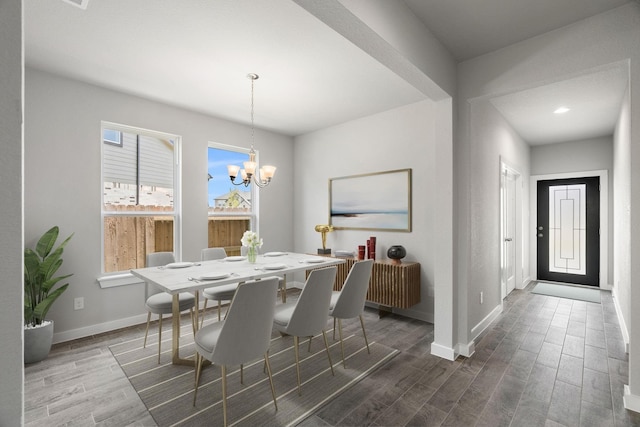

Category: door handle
[504, 238, 513, 242]
[537, 233, 543, 238]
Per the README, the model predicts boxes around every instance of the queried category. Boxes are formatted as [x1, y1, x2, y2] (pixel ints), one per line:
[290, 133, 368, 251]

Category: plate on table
[224, 256, 246, 262]
[165, 262, 193, 269]
[198, 272, 231, 281]
[302, 258, 324, 264]
[264, 252, 287, 257]
[263, 263, 287, 270]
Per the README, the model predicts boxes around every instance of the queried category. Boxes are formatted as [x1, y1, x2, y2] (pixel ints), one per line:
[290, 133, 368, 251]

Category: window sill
[97, 273, 145, 288]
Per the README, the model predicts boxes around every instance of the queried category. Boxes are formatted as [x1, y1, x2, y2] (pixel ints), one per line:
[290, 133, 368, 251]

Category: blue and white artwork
[330, 169, 412, 231]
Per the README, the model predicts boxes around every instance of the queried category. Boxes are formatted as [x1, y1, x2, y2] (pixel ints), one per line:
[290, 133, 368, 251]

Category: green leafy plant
[24, 226, 73, 327]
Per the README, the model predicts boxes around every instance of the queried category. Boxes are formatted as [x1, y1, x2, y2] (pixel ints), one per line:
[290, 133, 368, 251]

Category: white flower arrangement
[241, 230, 263, 249]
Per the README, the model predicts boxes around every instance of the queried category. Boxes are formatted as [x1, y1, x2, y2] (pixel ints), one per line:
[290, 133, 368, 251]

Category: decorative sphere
[387, 245, 406, 260]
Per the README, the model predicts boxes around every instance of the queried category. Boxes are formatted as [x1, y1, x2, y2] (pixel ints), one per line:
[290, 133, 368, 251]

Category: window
[102, 122, 181, 274]
[207, 143, 255, 255]
[103, 128, 122, 146]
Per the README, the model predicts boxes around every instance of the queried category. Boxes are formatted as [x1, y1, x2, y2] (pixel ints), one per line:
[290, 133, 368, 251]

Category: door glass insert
[548, 184, 586, 275]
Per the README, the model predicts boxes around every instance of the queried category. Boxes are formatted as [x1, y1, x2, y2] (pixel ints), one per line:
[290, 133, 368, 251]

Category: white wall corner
[457, 341, 476, 358]
[471, 304, 503, 340]
[612, 288, 630, 353]
[624, 385, 640, 413]
[431, 342, 458, 361]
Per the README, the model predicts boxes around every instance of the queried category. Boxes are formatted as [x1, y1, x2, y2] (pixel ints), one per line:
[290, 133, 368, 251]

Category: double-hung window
[207, 142, 255, 254]
[101, 122, 181, 276]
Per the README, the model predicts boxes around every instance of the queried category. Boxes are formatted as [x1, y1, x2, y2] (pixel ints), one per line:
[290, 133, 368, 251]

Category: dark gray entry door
[536, 177, 600, 287]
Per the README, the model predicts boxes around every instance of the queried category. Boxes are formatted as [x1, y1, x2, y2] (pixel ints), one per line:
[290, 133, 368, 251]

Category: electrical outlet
[74, 297, 84, 310]
[480, 292, 484, 304]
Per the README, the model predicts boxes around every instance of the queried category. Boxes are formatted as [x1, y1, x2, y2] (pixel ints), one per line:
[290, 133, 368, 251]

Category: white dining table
[131, 252, 345, 365]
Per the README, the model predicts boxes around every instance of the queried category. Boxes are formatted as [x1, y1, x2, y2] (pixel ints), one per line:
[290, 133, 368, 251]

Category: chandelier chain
[249, 73, 257, 146]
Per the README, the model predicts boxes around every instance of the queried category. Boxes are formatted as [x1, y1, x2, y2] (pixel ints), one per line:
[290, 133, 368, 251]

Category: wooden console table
[309, 257, 421, 315]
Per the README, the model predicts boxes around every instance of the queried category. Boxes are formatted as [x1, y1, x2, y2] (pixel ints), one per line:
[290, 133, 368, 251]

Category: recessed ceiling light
[554, 107, 570, 114]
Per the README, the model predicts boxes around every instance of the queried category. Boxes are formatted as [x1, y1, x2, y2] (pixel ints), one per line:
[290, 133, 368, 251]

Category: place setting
[187, 271, 236, 283]
[158, 261, 201, 269]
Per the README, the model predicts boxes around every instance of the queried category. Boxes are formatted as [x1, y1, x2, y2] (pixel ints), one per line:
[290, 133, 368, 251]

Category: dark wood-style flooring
[25, 283, 640, 426]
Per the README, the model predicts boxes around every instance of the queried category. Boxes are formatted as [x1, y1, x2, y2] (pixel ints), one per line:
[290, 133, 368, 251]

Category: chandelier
[227, 73, 276, 188]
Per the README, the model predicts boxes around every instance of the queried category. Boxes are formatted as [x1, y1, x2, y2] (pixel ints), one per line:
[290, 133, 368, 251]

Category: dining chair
[329, 259, 374, 368]
[200, 247, 238, 326]
[193, 277, 280, 427]
[143, 252, 196, 363]
[272, 266, 337, 395]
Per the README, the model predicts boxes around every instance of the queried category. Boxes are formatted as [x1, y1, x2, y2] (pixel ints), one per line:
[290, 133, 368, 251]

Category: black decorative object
[387, 245, 406, 264]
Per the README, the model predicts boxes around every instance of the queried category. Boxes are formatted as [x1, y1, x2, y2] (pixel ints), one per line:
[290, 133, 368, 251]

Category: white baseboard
[457, 341, 475, 358]
[431, 342, 458, 361]
[287, 280, 305, 289]
[471, 304, 503, 339]
[392, 307, 434, 323]
[612, 288, 630, 353]
[53, 313, 149, 344]
[624, 385, 640, 413]
[54, 279, 434, 344]
[518, 276, 532, 289]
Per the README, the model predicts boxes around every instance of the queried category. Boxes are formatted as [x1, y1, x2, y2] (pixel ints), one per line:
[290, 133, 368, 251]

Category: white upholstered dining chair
[272, 266, 337, 395]
[200, 247, 238, 326]
[329, 259, 374, 368]
[193, 277, 280, 427]
[143, 252, 196, 363]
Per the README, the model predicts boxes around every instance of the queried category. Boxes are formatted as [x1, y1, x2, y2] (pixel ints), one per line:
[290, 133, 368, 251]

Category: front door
[536, 177, 600, 286]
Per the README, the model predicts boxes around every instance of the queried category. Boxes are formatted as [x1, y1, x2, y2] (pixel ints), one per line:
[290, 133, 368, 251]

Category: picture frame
[329, 168, 412, 232]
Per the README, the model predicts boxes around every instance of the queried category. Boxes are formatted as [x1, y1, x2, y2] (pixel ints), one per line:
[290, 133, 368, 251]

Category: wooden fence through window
[103, 205, 248, 272]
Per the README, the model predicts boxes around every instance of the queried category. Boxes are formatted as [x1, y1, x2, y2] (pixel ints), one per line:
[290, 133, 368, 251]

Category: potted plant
[24, 226, 73, 364]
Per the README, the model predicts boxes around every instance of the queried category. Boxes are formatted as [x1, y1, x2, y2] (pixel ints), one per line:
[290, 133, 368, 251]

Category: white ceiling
[490, 66, 629, 145]
[24, 0, 632, 143]
[404, 0, 631, 62]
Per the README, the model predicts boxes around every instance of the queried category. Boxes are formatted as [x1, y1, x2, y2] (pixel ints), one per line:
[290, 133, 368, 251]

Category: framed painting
[329, 168, 412, 231]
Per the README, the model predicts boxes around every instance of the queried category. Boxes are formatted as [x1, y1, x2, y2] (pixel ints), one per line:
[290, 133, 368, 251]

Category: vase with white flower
[241, 230, 263, 263]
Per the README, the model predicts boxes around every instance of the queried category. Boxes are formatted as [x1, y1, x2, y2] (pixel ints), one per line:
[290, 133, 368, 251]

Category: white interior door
[501, 166, 518, 298]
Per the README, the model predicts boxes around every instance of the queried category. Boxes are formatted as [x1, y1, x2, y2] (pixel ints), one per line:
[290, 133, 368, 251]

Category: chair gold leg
[333, 317, 336, 340]
[217, 300, 222, 321]
[143, 312, 151, 348]
[223, 302, 230, 321]
[264, 353, 278, 411]
[359, 315, 370, 354]
[322, 330, 335, 376]
[338, 318, 345, 368]
[307, 336, 313, 352]
[193, 353, 203, 406]
[294, 336, 301, 395]
[200, 299, 208, 328]
[222, 365, 228, 427]
[157, 314, 163, 364]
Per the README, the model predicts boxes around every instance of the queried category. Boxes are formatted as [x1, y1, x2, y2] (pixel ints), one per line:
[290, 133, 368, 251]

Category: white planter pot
[24, 320, 54, 364]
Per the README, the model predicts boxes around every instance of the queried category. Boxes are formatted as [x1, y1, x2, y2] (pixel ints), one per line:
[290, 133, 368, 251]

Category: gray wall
[462, 97, 531, 348]
[25, 68, 294, 343]
[294, 100, 438, 322]
[0, 0, 24, 424]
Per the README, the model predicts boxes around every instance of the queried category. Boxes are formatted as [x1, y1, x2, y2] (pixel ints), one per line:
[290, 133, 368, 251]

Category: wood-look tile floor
[25, 284, 640, 426]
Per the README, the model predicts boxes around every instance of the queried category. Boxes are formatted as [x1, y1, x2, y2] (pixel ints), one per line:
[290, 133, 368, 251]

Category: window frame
[207, 141, 259, 234]
[99, 121, 182, 285]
